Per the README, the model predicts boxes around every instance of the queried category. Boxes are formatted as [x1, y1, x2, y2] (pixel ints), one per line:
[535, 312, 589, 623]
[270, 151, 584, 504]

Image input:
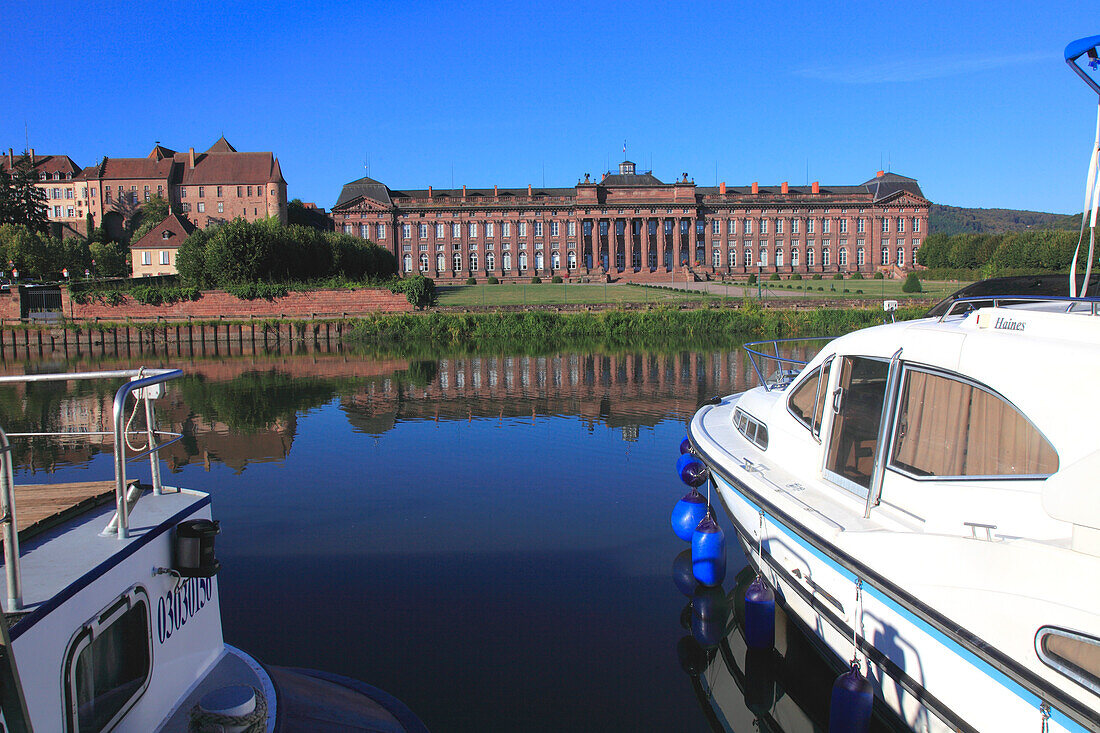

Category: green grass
[435, 282, 715, 307]
[434, 279, 971, 307]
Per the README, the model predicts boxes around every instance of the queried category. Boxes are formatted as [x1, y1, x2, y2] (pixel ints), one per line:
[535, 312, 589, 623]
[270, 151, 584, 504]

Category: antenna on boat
[1065, 35, 1100, 297]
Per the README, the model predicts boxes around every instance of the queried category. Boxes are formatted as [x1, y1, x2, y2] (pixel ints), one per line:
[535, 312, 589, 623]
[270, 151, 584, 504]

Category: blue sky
[2, 2, 1096, 214]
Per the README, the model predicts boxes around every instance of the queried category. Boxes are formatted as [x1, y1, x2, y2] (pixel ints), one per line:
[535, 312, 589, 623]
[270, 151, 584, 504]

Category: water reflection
[0, 345, 784, 474]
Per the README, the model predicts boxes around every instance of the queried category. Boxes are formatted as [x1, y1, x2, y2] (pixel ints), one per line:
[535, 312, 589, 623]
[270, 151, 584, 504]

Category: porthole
[1036, 626, 1100, 696]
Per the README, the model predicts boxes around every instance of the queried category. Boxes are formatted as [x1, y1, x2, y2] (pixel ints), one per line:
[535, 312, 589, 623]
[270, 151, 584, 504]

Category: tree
[390, 274, 437, 309]
[129, 194, 171, 243]
[0, 153, 48, 233]
[287, 199, 334, 231]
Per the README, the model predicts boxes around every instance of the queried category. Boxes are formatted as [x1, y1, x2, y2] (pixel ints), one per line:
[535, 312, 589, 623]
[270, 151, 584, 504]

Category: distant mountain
[930, 204, 1080, 235]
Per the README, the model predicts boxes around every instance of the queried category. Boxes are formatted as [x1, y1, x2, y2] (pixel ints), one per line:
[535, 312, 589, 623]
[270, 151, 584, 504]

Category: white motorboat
[0, 368, 428, 732]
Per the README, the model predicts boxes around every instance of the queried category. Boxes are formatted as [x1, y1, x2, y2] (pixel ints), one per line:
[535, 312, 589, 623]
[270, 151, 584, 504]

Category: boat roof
[810, 302, 1100, 465]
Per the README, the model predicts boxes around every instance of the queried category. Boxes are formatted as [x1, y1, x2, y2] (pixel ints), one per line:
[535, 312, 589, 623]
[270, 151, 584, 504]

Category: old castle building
[332, 162, 929, 281]
[76, 137, 287, 236]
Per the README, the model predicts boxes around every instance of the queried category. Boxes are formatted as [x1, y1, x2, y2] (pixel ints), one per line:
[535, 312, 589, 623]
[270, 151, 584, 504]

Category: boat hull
[708, 470, 1088, 733]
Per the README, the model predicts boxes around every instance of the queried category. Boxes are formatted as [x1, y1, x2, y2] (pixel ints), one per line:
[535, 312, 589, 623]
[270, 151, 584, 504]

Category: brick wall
[64, 287, 413, 321]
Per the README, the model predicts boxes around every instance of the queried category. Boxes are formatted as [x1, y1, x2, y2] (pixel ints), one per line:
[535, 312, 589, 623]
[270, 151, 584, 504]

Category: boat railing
[0, 368, 183, 611]
[936, 294, 1100, 320]
[743, 337, 830, 392]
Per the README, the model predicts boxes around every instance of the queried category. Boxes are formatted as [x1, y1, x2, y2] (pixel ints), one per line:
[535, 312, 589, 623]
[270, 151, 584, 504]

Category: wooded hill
[930, 204, 1079, 235]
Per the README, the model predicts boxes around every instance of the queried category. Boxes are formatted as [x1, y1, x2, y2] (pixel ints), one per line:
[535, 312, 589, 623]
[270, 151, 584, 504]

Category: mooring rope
[188, 686, 268, 732]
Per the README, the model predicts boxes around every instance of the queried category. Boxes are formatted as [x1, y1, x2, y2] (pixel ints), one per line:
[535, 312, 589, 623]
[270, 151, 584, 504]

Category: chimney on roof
[719, 182, 726, 194]
[811, 181, 820, 194]
[494, 184, 498, 196]
[29, 149, 35, 166]
[751, 181, 759, 194]
[876, 170, 885, 178]
[527, 184, 532, 196]
[781, 181, 789, 194]
[6, 149, 11, 168]
[428, 186, 432, 197]
[462, 184, 467, 198]
[189, 148, 195, 168]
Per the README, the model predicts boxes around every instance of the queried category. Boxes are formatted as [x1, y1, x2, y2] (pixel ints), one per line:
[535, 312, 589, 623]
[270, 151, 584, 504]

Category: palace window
[551, 252, 559, 269]
[550, 221, 559, 236]
[744, 247, 752, 266]
[471, 252, 479, 270]
[823, 219, 831, 234]
[665, 220, 673, 234]
[437, 253, 445, 271]
[452, 223, 461, 238]
[418, 223, 428, 239]
[897, 247, 904, 266]
[760, 219, 769, 234]
[727, 219, 736, 235]
[857, 247, 865, 266]
[436, 223, 445, 238]
[839, 248, 848, 266]
[453, 253, 461, 271]
[712, 220, 720, 235]
[503, 253, 512, 271]
[791, 249, 799, 266]
[913, 218, 921, 233]
[776, 248, 784, 267]
[197, 202, 205, 213]
[486, 221, 494, 237]
[759, 247, 768, 266]
[419, 253, 429, 272]
[822, 247, 830, 266]
[839, 219, 847, 234]
[792, 218, 800, 234]
[897, 217, 906, 232]
[882, 246, 890, 265]
[377, 223, 386, 239]
[882, 218, 890, 233]
[728, 249, 736, 267]
[519, 222, 528, 237]
[568, 221, 576, 236]
[503, 222, 511, 237]
[776, 219, 784, 234]
[402, 224, 411, 239]
[712, 249, 721, 267]
[469, 222, 478, 237]
[807, 248, 815, 266]
[857, 218, 865, 233]
[568, 251, 577, 269]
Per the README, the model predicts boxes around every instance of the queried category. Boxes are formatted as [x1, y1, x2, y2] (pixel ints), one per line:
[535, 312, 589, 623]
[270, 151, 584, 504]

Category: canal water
[0, 341, 908, 732]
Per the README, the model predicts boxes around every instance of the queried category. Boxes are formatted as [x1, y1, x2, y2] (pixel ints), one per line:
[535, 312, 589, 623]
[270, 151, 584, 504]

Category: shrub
[873, 272, 884, 279]
[817, 286, 824, 291]
[487, 276, 499, 285]
[833, 273, 845, 280]
[856, 289, 863, 294]
[843, 289, 850, 293]
[791, 273, 802, 281]
[811, 274, 822, 280]
[531, 276, 542, 284]
[747, 274, 757, 285]
[390, 274, 437, 308]
[551, 275, 563, 283]
[769, 273, 780, 281]
[851, 272, 864, 280]
[901, 272, 923, 293]
[465, 277, 477, 285]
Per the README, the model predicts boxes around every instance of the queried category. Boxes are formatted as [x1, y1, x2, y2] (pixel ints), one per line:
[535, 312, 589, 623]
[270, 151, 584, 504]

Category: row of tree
[915, 229, 1092, 273]
[176, 218, 396, 287]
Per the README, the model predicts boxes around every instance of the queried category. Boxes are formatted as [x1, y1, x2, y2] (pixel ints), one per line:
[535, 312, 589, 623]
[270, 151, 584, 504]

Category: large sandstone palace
[332, 161, 929, 282]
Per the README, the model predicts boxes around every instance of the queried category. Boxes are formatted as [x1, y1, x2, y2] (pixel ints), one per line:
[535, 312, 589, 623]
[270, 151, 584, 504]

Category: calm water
[0, 342, 898, 732]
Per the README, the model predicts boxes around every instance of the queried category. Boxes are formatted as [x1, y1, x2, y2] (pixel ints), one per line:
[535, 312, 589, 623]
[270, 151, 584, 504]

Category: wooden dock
[9, 480, 125, 539]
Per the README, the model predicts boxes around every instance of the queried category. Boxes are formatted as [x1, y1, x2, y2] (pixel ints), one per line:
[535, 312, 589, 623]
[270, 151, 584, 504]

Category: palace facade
[2, 149, 85, 238]
[332, 162, 929, 281]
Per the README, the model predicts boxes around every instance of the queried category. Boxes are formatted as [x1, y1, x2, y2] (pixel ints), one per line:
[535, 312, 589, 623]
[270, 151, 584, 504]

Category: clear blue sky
[2, 2, 1096, 214]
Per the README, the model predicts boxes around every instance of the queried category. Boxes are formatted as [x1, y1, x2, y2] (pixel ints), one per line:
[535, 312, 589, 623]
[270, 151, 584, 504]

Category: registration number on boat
[157, 577, 214, 644]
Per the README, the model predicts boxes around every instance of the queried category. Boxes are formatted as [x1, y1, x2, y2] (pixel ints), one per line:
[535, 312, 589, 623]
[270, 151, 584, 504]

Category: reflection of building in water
[341, 350, 768, 438]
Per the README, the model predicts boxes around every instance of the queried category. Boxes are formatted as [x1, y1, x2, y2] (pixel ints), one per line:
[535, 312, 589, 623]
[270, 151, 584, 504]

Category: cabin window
[64, 587, 152, 733]
[824, 356, 889, 494]
[734, 407, 769, 450]
[788, 363, 829, 438]
[1037, 626, 1100, 696]
[890, 368, 1058, 478]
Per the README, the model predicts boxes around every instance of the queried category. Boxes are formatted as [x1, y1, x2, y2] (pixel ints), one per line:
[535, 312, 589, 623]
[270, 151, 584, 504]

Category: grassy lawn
[435, 282, 717, 307]
[435, 279, 972, 307]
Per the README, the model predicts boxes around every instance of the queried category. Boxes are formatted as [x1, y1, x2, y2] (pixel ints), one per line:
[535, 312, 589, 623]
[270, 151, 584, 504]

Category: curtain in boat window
[891, 369, 1057, 477]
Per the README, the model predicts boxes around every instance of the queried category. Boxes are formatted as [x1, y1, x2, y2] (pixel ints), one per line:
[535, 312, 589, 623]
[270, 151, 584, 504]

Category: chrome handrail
[0, 368, 183, 610]
[743, 337, 831, 391]
[936, 294, 1100, 321]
